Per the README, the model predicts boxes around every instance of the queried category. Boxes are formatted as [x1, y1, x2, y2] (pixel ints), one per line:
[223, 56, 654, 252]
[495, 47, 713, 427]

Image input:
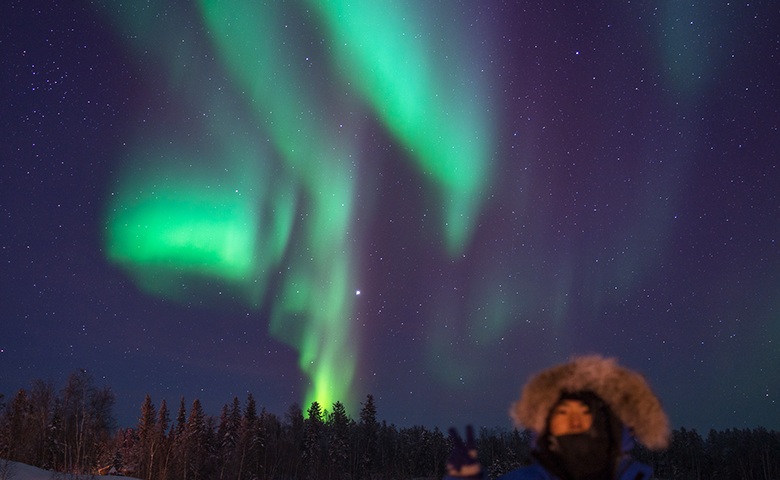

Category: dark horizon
[4, 380, 777, 480]
[3, 368, 777, 435]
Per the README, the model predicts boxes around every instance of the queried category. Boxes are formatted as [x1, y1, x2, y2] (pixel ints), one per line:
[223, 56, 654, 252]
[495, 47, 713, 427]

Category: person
[445, 355, 669, 480]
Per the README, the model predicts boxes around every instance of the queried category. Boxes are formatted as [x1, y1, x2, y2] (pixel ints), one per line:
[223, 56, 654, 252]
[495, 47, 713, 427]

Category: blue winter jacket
[444, 456, 653, 480]
[444, 429, 655, 480]
[493, 456, 653, 480]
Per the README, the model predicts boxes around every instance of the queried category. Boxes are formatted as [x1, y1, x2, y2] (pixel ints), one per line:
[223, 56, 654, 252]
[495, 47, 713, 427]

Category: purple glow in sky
[1, 0, 779, 433]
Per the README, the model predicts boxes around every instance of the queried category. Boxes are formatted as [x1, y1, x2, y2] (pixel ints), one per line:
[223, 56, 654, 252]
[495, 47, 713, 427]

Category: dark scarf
[532, 391, 622, 480]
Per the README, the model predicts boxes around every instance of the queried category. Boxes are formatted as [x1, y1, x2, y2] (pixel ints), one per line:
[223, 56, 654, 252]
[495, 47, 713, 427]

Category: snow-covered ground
[0, 460, 141, 480]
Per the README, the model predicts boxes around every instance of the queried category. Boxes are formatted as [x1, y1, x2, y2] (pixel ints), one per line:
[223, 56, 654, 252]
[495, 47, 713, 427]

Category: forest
[1, 371, 779, 480]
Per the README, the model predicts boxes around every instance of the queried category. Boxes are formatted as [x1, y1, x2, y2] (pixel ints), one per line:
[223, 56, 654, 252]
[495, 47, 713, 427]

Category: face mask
[551, 432, 612, 480]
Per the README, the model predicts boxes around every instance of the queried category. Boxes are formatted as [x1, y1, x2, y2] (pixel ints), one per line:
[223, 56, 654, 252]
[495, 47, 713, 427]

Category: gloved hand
[447, 425, 483, 478]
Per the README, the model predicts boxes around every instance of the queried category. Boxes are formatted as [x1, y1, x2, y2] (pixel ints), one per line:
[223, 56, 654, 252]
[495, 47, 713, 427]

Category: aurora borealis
[2, 0, 779, 433]
[94, 0, 495, 413]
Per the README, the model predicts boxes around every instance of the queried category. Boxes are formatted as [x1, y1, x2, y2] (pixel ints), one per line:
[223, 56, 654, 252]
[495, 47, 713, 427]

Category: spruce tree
[169, 397, 187, 480]
[237, 394, 260, 480]
[358, 394, 379, 477]
[157, 399, 171, 437]
[175, 396, 187, 439]
[217, 397, 241, 479]
[304, 401, 323, 479]
[224, 397, 241, 454]
[328, 401, 349, 479]
[184, 399, 206, 480]
[282, 403, 304, 478]
[136, 395, 157, 480]
[155, 397, 171, 479]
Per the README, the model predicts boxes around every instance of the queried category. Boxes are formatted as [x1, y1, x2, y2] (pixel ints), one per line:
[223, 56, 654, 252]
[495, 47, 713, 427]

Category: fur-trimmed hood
[510, 355, 669, 450]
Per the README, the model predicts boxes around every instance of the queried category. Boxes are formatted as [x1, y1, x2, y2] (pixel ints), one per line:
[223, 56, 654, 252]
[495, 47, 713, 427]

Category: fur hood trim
[510, 355, 669, 450]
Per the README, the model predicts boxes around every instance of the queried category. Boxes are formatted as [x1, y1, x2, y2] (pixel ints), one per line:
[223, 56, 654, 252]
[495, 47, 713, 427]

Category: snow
[0, 460, 141, 480]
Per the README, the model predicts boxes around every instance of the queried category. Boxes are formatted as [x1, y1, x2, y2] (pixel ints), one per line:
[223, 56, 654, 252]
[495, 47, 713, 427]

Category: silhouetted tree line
[103, 393, 451, 480]
[0, 371, 116, 475]
[2, 373, 780, 480]
[630, 427, 780, 480]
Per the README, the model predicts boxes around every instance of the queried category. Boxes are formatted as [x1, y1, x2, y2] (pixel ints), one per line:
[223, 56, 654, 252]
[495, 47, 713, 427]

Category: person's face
[548, 399, 593, 436]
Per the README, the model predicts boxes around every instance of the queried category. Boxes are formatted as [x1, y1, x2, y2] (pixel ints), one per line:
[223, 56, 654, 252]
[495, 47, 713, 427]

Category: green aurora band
[101, 0, 494, 413]
[305, 0, 495, 253]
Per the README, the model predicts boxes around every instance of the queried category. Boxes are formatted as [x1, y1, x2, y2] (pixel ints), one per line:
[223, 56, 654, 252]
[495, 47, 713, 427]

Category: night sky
[2, 0, 779, 435]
